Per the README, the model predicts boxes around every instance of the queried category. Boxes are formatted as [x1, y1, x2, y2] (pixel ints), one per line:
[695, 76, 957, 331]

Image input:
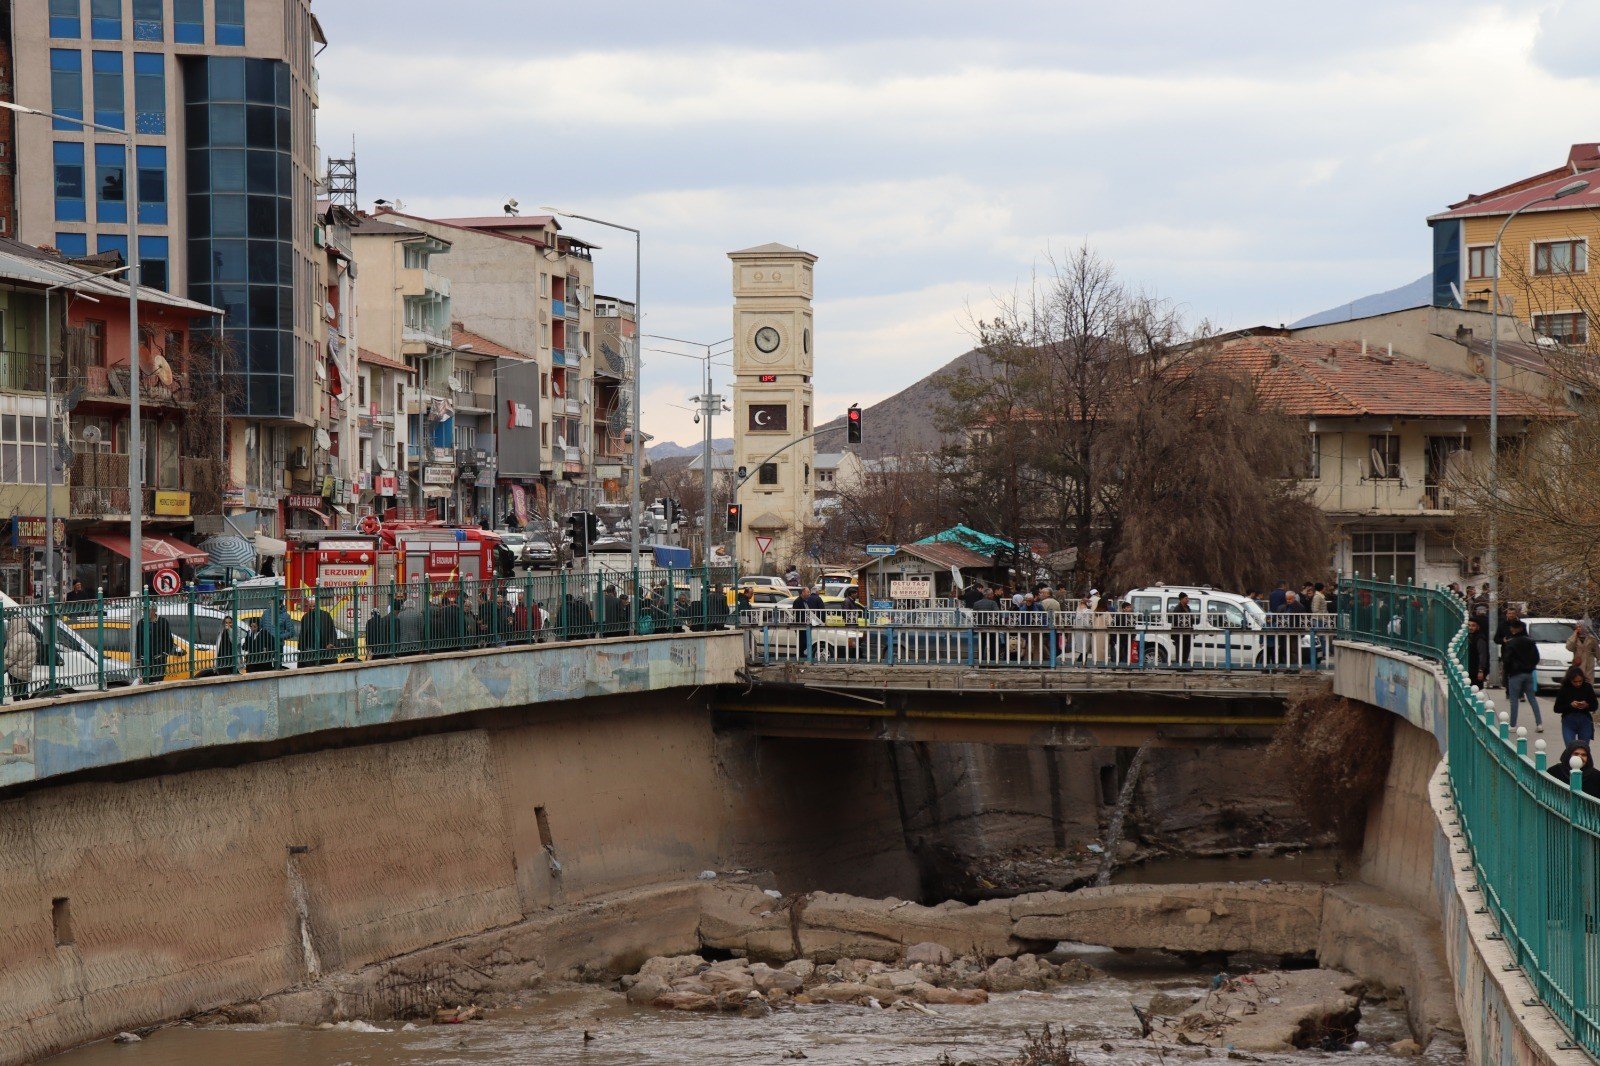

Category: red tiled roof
[1209, 337, 1561, 418]
[437, 215, 556, 230]
[450, 322, 532, 361]
[1429, 143, 1600, 221]
[357, 347, 414, 374]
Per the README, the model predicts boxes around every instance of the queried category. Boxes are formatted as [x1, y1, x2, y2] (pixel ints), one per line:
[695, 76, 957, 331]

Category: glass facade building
[182, 55, 297, 419]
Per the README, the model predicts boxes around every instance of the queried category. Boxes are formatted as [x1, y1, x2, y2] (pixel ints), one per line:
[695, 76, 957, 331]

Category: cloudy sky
[314, 0, 1600, 447]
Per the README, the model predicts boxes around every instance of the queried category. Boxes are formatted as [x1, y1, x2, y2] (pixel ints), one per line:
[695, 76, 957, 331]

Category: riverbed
[46, 945, 1452, 1065]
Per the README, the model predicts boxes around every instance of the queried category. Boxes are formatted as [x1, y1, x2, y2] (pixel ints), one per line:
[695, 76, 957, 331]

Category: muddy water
[1112, 848, 1351, 886]
[47, 948, 1453, 1066]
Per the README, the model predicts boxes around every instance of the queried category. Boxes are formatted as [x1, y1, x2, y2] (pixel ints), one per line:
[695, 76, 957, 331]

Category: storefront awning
[422, 486, 451, 499]
[86, 531, 208, 572]
[254, 533, 288, 558]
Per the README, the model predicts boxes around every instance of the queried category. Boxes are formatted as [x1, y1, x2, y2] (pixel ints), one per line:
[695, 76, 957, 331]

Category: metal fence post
[95, 587, 105, 690]
[186, 585, 197, 677]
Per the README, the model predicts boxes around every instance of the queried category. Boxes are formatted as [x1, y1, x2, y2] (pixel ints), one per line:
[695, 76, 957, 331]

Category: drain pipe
[1095, 740, 1153, 887]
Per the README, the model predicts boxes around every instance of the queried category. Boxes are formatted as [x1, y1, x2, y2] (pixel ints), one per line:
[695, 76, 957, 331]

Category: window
[90, 0, 120, 39]
[97, 233, 128, 267]
[133, 53, 165, 133]
[139, 236, 170, 292]
[132, 0, 162, 39]
[758, 462, 778, 485]
[214, 0, 245, 45]
[136, 144, 166, 224]
[53, 142, 86, 222]
[50, 50, 83, 131]
[91, 50, 124, 130]
[0, 411, 49, 485]
[540, 372, 548, 398]
[174, 0, 203, 43]
[50, 0, 80, 38]
[95, 142, 126, 224]
[1533, 312, 1588, 346]
[1367, 433, 1401, 479]
[55, 232, 88, 258]
[1466, 245, 1496, 280]
[1533, 239, 1587, 276]
[1351, 531, 1417, 584]
[83, 319, 106, 366]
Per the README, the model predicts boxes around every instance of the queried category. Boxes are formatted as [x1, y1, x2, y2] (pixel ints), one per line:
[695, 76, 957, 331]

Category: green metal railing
[1340, 576, 1600, 1056]
[0, 565, 736, 702]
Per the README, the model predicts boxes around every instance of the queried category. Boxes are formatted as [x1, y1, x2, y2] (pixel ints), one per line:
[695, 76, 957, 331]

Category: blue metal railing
[1339, 576, 1600, 1056]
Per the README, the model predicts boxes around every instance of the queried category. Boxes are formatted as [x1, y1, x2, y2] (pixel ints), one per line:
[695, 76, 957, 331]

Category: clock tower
[728, 242, 817, 575]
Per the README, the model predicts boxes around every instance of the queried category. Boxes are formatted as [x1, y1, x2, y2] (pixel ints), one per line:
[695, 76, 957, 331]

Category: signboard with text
[423, 466, 454, 486]
[889, 577, 933, 600]
[864, 544, 897, 556]
[154, 490, 191, 517]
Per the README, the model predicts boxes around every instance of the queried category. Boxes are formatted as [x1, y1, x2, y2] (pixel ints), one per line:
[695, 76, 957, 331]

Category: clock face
[754, 326, 781, 354]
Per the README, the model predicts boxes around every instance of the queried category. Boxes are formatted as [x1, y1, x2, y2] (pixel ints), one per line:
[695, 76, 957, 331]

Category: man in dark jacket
[296, 596, 340, 668]
[1494, 605, 1521, 689]
[243, 615, 278, 672]
[133, 604, 173, 684]
[1171, 592, 1197, 665]
[1465, 617, 1490, 689]
[429, 591, 475, 648]
[602, 585, 622, 633]
[1502, 619, 1543, 728]
[972, 588, 999, 613]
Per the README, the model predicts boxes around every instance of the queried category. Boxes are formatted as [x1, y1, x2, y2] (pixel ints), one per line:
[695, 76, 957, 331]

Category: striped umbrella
[202, 535, 255, 569]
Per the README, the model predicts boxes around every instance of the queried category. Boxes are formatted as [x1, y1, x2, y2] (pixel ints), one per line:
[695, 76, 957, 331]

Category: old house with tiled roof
[1209, 335, 1567, 585]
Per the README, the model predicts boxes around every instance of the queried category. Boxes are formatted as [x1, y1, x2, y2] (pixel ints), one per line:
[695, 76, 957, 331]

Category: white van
[0, 593, 134, 698]
[1121, 585, 1272, 667]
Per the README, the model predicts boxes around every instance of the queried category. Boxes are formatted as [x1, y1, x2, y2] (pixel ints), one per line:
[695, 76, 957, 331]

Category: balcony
[70, 453, 223, 518]
[402, 324, 451, 348]
[551, 298, 565, 318]
[399, 266, 451, 299]
[564, 299, 579, 321]
[0, 351, 45, 393]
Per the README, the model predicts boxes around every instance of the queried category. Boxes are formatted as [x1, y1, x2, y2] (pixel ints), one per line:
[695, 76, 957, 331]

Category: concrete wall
[0, 696, 730, 1065]
[0, 631, 742, 788]
[1334, 640, 1575, 1064]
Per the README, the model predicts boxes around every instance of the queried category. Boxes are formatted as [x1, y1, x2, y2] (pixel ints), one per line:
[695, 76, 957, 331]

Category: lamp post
[1485, 176, 1588, 625]
[43, 266, 131, 601]
[3, 102, 144, 591]
[644, 334, 732, 566]
[541, 207, 642, 572]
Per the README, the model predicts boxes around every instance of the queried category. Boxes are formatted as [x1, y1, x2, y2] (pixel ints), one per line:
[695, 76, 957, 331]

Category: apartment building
[299, 198, 358, 529]
[591, 294, 634, 502]
[7, 0, 325, 538]
[1209, 335, 1563, 586]
[1429, 142, 1600, 347]
[349, 214, 456, 519]
[369, 209, 599, 520]
[353, 346, 409, 517]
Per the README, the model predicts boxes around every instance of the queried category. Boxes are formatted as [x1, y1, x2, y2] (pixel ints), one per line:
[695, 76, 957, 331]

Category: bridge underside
[720, 665, 1329, 746]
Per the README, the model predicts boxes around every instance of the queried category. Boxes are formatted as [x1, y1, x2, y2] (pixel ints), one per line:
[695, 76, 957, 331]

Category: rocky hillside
[813, 347, 991, 458]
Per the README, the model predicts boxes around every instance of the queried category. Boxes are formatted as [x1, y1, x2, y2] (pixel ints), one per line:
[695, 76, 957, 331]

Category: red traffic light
[725, 504, 742, 532]
[847, 404, 862, 444]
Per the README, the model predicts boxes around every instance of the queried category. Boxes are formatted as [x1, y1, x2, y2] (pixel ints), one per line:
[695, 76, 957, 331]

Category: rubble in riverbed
[621, 947, 1099, 1014]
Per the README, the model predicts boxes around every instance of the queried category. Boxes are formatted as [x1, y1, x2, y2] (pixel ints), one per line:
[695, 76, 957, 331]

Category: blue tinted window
[139, 236, 170, 292]
[95, 141, 126, 224]
[174, 0, 203, 42]
[55, 233, 89, 258]
[50, 50, 83, 132]
[96, 233, 128, 262]
[133, 53, 165, 134]
[90, 0, 120, 39]
[53, 142, 86, 222]
[136, 144, 166, 224]
[214, 0, 244, 45]
[91, 50, 124, 131]
[132, 0, 163, 40]
[50, 0, 81, 39]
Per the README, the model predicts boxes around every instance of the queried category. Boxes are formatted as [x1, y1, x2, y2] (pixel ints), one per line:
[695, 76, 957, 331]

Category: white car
[1, 592, 134, 696]
[1121, 585, 1296, 667]
[1522, 617, 1577, 691]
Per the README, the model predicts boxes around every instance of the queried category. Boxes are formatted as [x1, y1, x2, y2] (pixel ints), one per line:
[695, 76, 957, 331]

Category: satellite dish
[1369, 447, 1389, 477]
[82, 425, 102, 446]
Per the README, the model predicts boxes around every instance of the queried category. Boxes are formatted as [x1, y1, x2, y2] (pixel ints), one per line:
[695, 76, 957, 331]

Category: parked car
[1121, 585, 1284, 667]
[67, 620, 215, 681]
[1523, 617, 1577, 691]
[1, 592, 133, 695]
[520, 536, 558, 568]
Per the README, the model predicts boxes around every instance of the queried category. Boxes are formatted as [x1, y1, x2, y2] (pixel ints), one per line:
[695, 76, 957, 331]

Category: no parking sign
[151, 567, 181, 596]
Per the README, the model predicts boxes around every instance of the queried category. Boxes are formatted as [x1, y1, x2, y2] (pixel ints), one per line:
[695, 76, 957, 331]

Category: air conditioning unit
[289, 446, 308, 470]
[1467, 555, 1485, 575]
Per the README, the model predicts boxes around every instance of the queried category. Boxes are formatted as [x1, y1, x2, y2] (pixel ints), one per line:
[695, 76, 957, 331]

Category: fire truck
[284, 521, 502, 629]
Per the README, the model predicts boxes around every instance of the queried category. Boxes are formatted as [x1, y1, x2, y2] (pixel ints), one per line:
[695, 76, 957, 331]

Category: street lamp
[644, 334, 732, 566]
[1485, 176, 1589, 624]
[43, 266, 131, 601]
[540, 206, 642, 573]
[2, 101, 145, 592]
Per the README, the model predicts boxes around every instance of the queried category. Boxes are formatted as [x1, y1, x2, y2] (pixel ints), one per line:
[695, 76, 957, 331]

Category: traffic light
[586, 511, 601, 543]
[725, 503, 742, 532]
[847, 404, 862, 444]
[568, 512, 589, 557]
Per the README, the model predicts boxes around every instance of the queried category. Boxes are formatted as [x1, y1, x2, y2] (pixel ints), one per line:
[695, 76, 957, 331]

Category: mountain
[1289, 274, 1432, 328]
[813, 347, 990, 459]
[647, 437, 733, 460]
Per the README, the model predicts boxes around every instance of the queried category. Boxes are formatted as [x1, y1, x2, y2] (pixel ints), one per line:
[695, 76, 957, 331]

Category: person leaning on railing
[4, 615, 37, 701]
[133, 604, 174, 685]
[296, 596, 340, 668]
[243, 614, 278, 672]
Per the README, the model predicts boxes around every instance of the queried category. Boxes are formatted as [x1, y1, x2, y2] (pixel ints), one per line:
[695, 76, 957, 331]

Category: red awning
[86, 531, 209, 572]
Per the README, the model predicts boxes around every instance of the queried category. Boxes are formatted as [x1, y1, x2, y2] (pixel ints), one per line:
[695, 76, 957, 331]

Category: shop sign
[376, 473, 399, 497]
[889, 576, 933, 600]
[423, 466, 454, 486]
[12, 516, 66, 547]
[287, 493, 323, 510]
[153, 490, 191, 517]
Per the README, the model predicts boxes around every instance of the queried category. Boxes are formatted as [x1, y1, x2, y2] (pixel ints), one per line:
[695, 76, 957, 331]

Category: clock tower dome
[728, 243, 817, 574]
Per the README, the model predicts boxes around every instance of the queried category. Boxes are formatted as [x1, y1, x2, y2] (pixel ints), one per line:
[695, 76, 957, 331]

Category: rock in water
[904, 941, 954, 966]
[1149, 969, 1362, 1052]
[113, 1032, 141, 1044]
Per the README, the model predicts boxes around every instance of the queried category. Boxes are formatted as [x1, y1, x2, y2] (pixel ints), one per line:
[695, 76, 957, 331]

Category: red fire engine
[284, 520, 502, 627]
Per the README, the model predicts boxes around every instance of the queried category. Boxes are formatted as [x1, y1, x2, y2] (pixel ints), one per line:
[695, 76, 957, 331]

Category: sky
[313, 0, 1600, 448]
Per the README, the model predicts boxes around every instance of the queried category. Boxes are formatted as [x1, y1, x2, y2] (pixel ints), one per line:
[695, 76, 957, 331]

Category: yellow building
[1429, 143, 1600, 347]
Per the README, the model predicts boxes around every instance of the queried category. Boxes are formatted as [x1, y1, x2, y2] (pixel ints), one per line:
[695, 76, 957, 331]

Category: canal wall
[1333, 641, 1576, 1065]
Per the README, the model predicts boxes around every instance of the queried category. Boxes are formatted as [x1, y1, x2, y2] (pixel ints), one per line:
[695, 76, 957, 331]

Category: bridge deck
[743, 662, 1328, 698]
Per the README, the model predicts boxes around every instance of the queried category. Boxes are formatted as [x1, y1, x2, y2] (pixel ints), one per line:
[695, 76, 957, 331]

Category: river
[46, 945, 1449, 1065]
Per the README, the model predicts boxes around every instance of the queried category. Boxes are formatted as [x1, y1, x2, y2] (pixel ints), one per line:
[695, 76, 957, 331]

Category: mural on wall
[1337, 644, 1448, 753]
[0, 634, 739, 788]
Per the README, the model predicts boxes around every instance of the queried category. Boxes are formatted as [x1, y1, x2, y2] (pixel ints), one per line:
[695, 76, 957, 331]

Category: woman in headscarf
[1548, 743, 1600, 797]
[1555, 663, 1598, 748]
